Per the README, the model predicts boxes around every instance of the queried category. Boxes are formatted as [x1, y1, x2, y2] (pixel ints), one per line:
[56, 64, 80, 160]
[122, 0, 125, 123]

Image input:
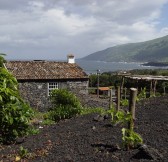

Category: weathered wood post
[124, 87, 127, 100]
[136, 79, 138, 90]
[121, 76, 125, 94]
[150, 80, 153, 97]
[162, 82, 167, 95]
[163, 86, 166, 95]
[129, 88, 137, 120]
[109, 88, 113, 109]
[153, 80, 157, 96]
[116, 86, 121, 111]
[97, 69, 100, 98]
[127, 88, 137, 150]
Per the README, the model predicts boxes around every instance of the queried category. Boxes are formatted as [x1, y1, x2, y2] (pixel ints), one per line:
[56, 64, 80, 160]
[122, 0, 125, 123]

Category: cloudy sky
[0, 0, 168, 60]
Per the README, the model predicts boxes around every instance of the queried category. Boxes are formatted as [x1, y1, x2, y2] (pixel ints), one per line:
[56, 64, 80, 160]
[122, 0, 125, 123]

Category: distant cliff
[81, 35, 168, 62]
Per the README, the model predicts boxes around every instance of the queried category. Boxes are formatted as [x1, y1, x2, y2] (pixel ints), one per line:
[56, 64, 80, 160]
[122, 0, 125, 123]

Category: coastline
[76, 60, 165, 74]
[142, 62, 168, 67]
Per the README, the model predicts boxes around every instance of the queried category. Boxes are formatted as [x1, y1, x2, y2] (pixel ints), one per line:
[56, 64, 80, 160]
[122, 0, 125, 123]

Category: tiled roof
[5, 61, 88, 80]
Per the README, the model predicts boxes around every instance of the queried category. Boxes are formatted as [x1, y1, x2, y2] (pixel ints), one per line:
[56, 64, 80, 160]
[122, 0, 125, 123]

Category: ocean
[76, 59, 166, 74]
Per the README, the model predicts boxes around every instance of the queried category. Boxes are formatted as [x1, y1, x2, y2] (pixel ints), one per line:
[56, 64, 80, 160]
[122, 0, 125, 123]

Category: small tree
[0, 55, 34, 143]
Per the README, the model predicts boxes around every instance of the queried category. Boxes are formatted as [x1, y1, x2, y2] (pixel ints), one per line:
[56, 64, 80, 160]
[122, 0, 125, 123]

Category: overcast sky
[0, 0, 168, 60]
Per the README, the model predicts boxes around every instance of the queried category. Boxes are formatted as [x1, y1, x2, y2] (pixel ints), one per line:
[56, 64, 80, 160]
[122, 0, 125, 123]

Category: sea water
[76, 59, 165, 74]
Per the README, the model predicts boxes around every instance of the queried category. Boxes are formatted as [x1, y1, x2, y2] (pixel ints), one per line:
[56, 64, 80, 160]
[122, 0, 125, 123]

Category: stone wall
[18, 80, 88, 112]
[77, 94, 110, 110]
[66, 81, 89, 95]
[18, 82, 49, 112]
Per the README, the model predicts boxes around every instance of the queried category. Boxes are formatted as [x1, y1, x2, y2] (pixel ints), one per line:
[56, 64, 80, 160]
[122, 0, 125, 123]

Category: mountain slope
[82, 35, 168, 62]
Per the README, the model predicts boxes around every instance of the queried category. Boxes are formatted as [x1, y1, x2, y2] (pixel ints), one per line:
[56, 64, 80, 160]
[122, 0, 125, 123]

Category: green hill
[81, 35, 168, 62]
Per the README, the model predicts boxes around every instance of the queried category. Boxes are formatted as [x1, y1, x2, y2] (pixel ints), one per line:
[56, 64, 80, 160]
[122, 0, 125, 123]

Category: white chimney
[67, 54, 75, 63]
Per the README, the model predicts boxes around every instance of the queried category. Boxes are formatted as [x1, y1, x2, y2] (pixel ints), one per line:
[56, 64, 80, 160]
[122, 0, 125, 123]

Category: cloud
[0, 0, 29, 10]
[0, 0, 168, 60]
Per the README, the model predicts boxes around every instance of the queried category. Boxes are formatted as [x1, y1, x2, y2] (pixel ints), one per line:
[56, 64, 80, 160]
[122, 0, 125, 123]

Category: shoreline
[142, 62, 168, 67]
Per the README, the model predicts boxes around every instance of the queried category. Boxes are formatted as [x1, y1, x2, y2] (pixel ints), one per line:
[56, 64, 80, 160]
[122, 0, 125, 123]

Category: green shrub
[27, 126, 40, 135]
[107, 104, 143, 150]
[0, 55, 34, 143]
[107, 106, 131, 125]
[137, 87, 146, 101]
[122, 128, 143, 149]
[31, 111, 55, 126]
[18, 146, 29, 158]
[49, 89, 82, 122]
[41, 119, 55, 125]
[50, 89, 82, 108]
[120, 99, 129, 106]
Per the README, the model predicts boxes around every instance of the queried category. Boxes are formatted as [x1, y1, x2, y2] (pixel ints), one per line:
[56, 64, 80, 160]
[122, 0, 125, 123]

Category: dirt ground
[1, 95, 168, 162]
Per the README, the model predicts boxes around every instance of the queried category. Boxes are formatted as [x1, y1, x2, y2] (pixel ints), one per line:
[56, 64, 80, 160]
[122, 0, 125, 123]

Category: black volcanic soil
[1, 95, 168, 162]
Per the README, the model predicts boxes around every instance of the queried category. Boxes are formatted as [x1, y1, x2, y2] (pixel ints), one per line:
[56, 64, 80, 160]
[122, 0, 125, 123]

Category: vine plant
[107, 104, 131, 125]
[107, 105, 143, 150]
[0, 54, 34, 143]
[136, 87, 146, 102]
[122, 128, 143, 150]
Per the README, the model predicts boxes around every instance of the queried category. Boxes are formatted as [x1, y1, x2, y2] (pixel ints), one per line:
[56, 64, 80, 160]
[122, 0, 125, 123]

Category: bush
[49, 89, 82, 122]
[136, 87, 146, 101]
[120, 99, 129, 106]
[0, 55, 34, 143]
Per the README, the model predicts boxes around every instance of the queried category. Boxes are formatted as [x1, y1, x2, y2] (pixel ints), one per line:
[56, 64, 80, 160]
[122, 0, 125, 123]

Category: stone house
[5, 55, 89, 111]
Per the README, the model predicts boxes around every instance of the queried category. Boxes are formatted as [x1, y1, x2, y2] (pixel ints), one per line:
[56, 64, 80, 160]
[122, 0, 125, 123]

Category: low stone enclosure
[78, 77, 168, 113]
[78, 87, 136, 111]
[78, 93, 109, 109]
[90, 74, 168, 107]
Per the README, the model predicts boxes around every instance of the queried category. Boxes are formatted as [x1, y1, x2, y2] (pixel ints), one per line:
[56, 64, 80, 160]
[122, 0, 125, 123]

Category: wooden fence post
[109, 88, 113, 109]
[163, 86, 166, 95]
[129, 88, 137, 120]
[121, 76, 125, 94]
[150, 80, 153, 97]
[116, 86, 120, 111]
[124, 87, 127, 100]
[127, 88, 137, 150]
[153, 80, 157, 96]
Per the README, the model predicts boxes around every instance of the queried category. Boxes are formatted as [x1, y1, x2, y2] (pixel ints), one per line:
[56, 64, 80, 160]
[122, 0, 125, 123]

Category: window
[48, 82, 58, 96]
